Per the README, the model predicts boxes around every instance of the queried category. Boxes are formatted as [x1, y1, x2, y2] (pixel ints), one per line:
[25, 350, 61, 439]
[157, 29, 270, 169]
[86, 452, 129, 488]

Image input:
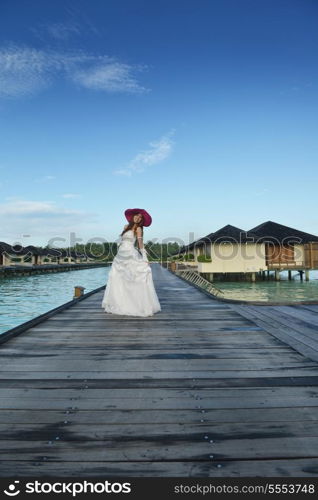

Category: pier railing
[174, 268, 224, 297]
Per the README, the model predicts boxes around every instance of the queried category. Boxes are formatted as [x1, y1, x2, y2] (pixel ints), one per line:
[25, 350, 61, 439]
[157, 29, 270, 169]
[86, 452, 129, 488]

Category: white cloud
[0, 45, 149, 98]
[0, 199, 81, 216]
[46, 22, 81, 40]
[72, 61, 148, 93]
[30, 21, 82, 41]
[61, 193, 81, 199]
[113, 132, 175, 176]
[0, 198, 99, 242]
[0, 46, 57, 98]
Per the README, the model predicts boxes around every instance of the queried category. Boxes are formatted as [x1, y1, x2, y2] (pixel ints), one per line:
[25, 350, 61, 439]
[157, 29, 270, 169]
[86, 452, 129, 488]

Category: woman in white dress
[101, 208, 161, 317]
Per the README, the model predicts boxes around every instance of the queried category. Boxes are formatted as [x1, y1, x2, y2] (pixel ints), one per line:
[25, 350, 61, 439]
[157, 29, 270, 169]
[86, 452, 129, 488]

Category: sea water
[218, 270, 318, 302]
[0, 266, 110, 335]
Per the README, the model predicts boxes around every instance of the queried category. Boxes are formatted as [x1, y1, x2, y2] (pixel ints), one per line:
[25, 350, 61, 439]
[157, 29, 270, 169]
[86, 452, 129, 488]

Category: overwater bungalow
[0, 242, 40, 266]
[0, 243, 88, 267]
[176, 221, 318, 281]
[38, 247, 62, 265]
[0, 242, 12, 266]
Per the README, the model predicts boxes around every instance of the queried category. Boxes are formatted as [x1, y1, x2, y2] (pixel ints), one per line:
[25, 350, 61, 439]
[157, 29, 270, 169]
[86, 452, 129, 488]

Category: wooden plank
[6, 328, 261, 337]
[230, 304, 318, 362]
[1, 385, 318, 400]
[260, 307, 318, 339]
[0, 341, 284, 350]
[1, 407, 318, 424]
[1, 421, 318, 441]
[0, 324, 268, 331]
[277, 305, 318, 327]
[1, 359, 316, 372]
[1, 396, 318, 410]
[2, 368, 318, 379]
[301, 305, 318, 314]
[4, 334, 265, 342]
[1, 345, 293, 354]
[0, 459, 317, 477]
[3, 330, 267, 338]
[244, 307, 318, 351]
[1, 437, 318, 461]
[1, 375, 318, 389]
[0, 348, 303, 361]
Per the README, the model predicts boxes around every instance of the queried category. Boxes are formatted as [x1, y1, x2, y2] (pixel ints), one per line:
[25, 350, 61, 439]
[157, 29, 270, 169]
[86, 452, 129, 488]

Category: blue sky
[0, 0, 317, 248]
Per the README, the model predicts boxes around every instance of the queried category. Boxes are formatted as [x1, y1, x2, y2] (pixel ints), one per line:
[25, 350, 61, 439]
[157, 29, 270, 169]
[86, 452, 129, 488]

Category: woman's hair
[120, 214, 144, 236]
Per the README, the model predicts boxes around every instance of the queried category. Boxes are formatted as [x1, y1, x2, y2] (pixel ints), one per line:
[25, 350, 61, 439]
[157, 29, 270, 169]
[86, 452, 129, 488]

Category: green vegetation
[183, 253, 195, 261]
[145, 241, 180, 261]
[73, 241, 181, 262]
[197, 255, 212, 263]
[73, 242, 118, 262]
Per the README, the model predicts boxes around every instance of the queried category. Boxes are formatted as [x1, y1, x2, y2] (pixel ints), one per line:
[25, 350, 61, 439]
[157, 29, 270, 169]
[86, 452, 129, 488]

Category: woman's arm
[136, 227, 149, 263]
[136, 227, 144, 249]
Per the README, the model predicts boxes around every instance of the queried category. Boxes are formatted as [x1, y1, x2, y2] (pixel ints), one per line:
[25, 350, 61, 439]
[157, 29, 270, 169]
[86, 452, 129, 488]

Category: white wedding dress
[101, 229, 161, 317]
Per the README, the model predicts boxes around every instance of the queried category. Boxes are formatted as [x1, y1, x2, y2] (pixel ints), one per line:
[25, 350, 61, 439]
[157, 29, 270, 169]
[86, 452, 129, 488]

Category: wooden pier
[0, 262, 109, 277]
[0, 263, 318, 477]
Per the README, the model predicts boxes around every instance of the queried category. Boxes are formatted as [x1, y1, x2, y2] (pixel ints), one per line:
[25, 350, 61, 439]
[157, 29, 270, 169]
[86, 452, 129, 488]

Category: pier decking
[1, 263, 318, 477]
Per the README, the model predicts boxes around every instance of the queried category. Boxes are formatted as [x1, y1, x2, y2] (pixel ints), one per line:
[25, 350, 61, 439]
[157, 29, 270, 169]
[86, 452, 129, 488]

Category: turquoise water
[0, 266, 110, 335]
[218, 270, 318, 302]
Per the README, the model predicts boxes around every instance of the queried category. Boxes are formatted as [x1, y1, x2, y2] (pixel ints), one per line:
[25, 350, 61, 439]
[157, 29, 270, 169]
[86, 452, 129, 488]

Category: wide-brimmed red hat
[124, 208, 152, 227]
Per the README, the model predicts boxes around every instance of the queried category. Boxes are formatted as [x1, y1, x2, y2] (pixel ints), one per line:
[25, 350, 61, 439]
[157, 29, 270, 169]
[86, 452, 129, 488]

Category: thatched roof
[0, 242, 36, 256]
[0, 243, 83, 258]
[201, 224, 259, 244]
[179, 233, 215, 252]
[41, 248, 82, 258]
[0, 241, 12, 253]
[249, 221, 318, 244]
[178, 224, 259, 253]
[41, 248, 63, 257]
[24, 245, 42, 256]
